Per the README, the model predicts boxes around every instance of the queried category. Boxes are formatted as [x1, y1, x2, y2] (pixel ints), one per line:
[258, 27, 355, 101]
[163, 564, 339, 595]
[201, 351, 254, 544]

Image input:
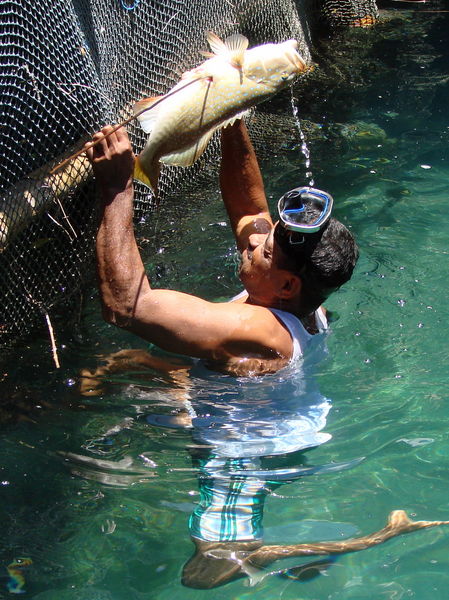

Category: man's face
[238, 225, 290, 304]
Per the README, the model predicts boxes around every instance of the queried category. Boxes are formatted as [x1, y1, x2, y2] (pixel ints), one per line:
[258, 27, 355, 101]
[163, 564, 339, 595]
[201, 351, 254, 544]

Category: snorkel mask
[275, 186, 355, 300]
[277, 186, 333, 240]
[275, 186, 334, 277]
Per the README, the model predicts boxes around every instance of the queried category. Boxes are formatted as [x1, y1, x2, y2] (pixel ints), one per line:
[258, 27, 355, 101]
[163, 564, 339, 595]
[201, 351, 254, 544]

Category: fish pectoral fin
[134, 96, 164, 133]
[207, 31, 248, 69]
[160, 129, 216, 167]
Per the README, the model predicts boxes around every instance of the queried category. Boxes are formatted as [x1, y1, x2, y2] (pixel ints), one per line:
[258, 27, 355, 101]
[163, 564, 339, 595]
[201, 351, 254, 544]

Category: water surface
[1, 8, 449, 599]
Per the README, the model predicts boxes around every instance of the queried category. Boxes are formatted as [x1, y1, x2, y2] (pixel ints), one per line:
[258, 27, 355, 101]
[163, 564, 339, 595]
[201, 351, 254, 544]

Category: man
[86, 119, 358, 376]
[84, 120, 448, 588]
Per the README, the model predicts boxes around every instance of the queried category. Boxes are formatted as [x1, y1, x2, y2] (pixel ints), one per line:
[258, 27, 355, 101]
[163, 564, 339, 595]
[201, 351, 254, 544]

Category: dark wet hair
[274, 206, 359, 315]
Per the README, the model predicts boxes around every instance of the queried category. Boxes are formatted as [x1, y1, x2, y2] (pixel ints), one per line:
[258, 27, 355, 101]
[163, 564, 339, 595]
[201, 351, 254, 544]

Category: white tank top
[230, 290, 328, 361]
[269, 306, 328, 361]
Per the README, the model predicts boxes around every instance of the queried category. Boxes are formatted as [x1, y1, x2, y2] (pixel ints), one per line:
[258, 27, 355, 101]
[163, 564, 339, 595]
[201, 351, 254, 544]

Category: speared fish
[134, 32, 308, 191]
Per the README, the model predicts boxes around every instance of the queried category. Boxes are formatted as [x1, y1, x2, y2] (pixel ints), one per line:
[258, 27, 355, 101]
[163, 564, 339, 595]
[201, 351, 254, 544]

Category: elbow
[97, 266, 151, 329]
[101, 304, 117, 326]
[100, 301, 134, 330]
[98, 279, 147, 330]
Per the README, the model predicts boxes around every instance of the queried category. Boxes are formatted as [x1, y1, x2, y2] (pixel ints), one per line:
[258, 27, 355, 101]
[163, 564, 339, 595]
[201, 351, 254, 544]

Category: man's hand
[85, 125, 135, 194]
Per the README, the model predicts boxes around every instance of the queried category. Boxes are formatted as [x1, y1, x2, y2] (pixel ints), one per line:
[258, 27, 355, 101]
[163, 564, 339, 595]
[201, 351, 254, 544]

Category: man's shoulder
[215, 300, 295, 359]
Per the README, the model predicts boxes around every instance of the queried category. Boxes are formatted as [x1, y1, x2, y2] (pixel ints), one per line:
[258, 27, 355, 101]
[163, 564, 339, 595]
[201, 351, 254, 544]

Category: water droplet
[291, 91, 314, 186]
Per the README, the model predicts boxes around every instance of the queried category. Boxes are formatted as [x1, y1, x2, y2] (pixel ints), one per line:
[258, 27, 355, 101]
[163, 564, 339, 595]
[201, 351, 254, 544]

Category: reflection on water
[60, 335, 347, 588]
[54, 339, 442, 592]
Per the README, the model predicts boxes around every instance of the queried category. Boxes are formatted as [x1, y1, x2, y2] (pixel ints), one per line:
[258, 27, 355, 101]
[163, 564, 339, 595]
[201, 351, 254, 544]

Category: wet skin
[84, 120, 449, 589]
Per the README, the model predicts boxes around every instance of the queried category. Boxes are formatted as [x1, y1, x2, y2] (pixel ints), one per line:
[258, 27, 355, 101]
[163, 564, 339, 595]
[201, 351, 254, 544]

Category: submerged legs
[182, 511, 449, 589]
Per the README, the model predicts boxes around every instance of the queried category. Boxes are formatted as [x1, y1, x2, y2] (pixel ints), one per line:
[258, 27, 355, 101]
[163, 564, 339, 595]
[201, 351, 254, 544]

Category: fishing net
[0, 0, 379, 348]
[321, 0, 378, 29]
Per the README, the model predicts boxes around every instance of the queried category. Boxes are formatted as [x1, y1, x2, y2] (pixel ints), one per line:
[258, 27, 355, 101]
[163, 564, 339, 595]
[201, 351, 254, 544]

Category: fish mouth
[288, 49, 307, 73]
[283, 39, 307, 73]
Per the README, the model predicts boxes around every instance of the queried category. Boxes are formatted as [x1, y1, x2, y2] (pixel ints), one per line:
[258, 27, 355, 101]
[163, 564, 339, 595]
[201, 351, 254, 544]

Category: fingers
[89, 126, 118, 160]
[85, 124, 135, 190]
[114, 124, 130, 145]
[85, 125, 131, 162]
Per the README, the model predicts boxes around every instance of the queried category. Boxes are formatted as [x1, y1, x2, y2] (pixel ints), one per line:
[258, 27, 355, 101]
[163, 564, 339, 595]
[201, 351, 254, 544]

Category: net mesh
[0, 0, 379, 347]
[321, 0, 378, 28]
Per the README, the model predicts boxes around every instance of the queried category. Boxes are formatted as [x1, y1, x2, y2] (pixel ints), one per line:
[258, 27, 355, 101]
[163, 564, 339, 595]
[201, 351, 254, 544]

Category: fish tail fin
[134, 155, 159, 191]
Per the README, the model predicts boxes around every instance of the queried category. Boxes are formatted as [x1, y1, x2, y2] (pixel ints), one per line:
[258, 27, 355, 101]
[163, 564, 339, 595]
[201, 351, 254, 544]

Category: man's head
[238, 187, 358, 316]
[273, 193, 359, 316]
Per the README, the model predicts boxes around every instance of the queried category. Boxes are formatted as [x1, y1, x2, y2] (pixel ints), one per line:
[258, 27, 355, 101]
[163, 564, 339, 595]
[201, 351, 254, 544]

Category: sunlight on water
[1, 9, 449, 600]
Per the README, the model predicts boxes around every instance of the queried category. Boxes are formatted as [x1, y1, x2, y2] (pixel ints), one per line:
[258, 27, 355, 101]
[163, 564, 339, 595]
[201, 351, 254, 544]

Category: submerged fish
[134, 32, 307, 190]
[6, 557, 33, 594]
[0, 154, 90, 251]
[279, 556, 337, 582]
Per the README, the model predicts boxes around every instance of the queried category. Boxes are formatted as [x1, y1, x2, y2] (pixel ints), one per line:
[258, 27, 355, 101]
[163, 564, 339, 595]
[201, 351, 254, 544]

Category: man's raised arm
[220, 120, 273, 252]
[86, 125, 151, 328]
[85, 125, 289, 363]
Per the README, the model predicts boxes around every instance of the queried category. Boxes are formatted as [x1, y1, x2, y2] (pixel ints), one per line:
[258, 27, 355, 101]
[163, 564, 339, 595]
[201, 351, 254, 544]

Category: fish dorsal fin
[160, 128, 217, 167]
[206, 31, 230, 56]
[206, 31, 248, 69]
[134, 96, 164, 133]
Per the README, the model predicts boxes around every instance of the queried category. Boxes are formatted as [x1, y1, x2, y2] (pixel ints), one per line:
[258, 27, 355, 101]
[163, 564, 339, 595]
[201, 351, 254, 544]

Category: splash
[290, 90, 314, 187]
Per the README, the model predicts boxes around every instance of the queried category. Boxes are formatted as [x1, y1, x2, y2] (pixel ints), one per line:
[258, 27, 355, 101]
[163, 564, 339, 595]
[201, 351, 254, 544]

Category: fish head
[243, 39, 307, 91]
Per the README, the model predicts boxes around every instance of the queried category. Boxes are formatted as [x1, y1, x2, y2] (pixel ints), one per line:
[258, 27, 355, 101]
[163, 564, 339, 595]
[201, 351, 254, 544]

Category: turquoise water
[1, 10, 449, 599]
